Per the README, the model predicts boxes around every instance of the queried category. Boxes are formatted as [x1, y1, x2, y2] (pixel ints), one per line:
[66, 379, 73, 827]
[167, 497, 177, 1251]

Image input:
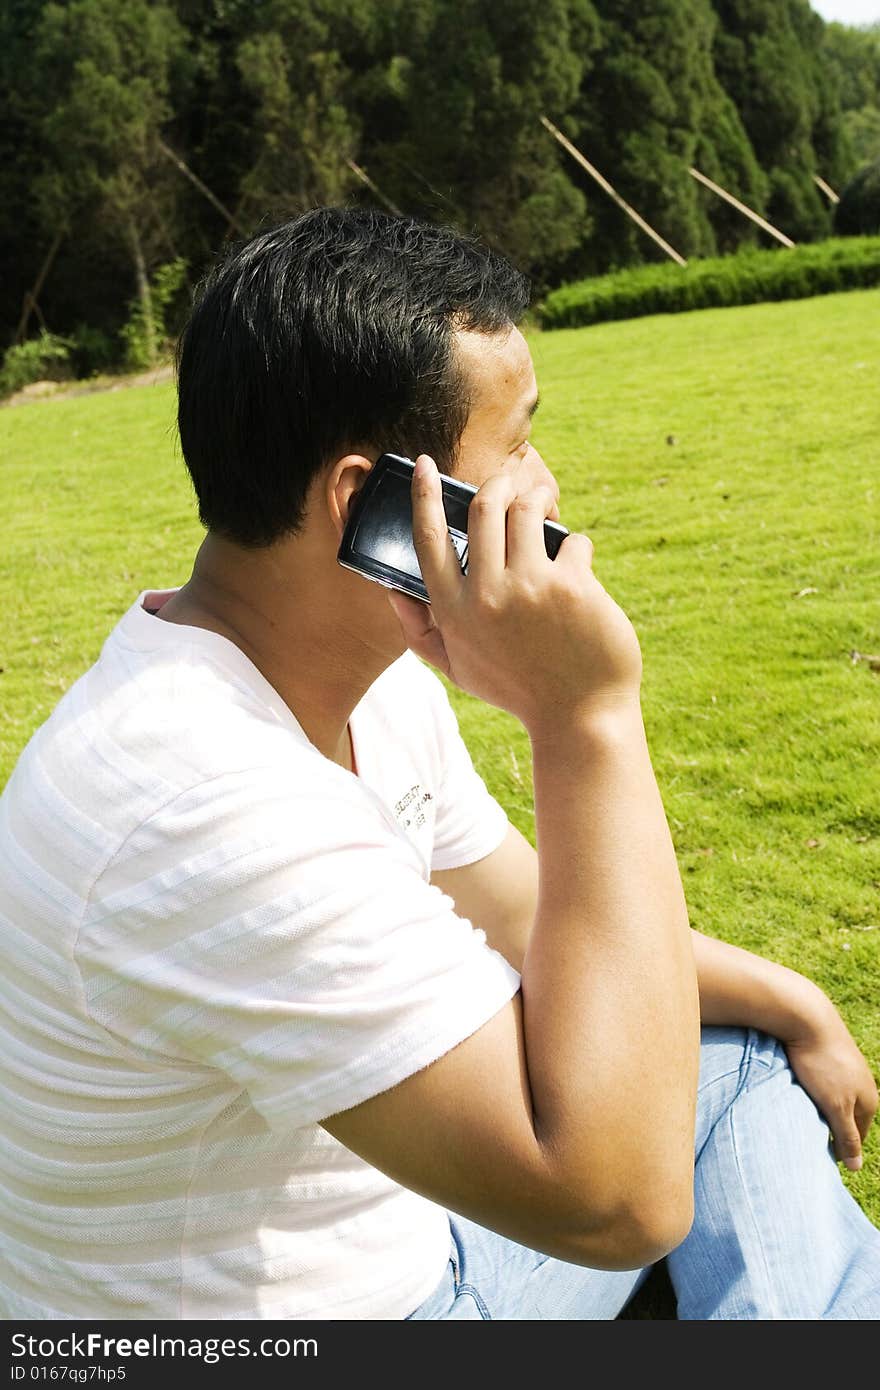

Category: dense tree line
[2, 0, 879, 367]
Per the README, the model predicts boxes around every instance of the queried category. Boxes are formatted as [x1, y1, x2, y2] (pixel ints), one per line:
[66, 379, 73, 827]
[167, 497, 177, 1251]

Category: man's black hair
[176, 206, 531, 547]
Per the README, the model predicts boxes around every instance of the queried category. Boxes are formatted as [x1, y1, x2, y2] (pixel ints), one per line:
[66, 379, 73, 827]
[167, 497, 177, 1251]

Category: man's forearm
[691, 928, 836, 1041]
[444, 802, 835, 1046]
[522, 707, 701, 1216]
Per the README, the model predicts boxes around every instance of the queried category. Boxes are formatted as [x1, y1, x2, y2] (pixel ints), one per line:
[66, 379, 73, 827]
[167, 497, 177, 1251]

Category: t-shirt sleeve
[75, 769, 521, 1135]
[420, 668, 510, 873]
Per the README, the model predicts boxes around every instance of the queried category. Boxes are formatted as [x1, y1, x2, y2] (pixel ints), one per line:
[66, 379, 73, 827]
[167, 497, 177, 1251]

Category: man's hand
[386, 453, 643, 730]
[690, 929, 878, 1172]
[783, 1010, 878, 1172]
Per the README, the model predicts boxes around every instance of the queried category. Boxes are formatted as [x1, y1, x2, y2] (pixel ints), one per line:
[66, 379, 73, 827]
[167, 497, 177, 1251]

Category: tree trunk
[128, 220, 156, 365]
[15, 229, 64, 344]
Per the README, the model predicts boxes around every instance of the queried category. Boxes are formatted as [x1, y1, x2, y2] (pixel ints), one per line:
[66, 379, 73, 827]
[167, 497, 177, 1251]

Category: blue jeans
[406, 1026, 880, 1319]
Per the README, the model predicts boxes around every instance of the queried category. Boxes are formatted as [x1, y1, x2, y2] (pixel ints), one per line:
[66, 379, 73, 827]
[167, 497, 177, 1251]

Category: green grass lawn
[1, 289, 879, 1308]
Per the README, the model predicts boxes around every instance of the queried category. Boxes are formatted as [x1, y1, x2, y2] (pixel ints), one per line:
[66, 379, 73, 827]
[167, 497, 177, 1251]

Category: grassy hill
[2, 289, 878, 1259]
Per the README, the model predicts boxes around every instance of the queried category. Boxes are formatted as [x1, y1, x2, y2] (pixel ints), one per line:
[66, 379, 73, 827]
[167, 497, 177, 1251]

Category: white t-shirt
[0, 592, 521, 1320]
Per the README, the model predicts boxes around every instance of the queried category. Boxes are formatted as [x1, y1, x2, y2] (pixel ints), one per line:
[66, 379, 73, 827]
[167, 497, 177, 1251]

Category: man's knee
[698, 1024, 751, 1089]
[694, 1025, 791, 1150]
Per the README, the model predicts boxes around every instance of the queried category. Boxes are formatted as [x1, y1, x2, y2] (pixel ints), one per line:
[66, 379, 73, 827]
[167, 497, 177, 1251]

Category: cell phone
[337, 452, 569, 603]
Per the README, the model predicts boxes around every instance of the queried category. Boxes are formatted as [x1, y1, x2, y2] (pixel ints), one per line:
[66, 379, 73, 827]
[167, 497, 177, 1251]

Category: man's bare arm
[322, 460, 701, 1269]
[431, 821, 536, 973]
[433, 822, 865, 1036]
[434, 824, 878, 1171]
[434, 824, 841, 1030]
[326, 707, 700, 1268]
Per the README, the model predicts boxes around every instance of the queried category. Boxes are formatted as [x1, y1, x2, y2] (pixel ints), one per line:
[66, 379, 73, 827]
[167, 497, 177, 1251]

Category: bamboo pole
[540, 114, 688, 267]
[813, 174, 840, 205]
[158, 138, 247, 236]
[345, 159, 403, 216]
[15, 229, 64, 344]
[688, 166, 795, 247]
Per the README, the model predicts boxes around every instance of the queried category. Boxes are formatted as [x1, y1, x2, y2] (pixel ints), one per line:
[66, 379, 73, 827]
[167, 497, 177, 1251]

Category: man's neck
[154, 535, 400, 771]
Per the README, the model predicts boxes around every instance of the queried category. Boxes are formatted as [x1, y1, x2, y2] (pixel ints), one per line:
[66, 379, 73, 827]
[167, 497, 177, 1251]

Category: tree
[353, 0, 602, 286]
[822, 21, 880, 174]
[1, 0, 864, 353]
[710, 0, 847, 242]
[33, 0, 189, 363]
[566, 0, 765, 274]
[232, 1, 363, 224]
[0, 0, 57, 347]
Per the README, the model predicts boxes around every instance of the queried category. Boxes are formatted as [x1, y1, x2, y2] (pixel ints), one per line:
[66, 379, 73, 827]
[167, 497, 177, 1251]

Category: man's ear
[325, 453, 375, 541]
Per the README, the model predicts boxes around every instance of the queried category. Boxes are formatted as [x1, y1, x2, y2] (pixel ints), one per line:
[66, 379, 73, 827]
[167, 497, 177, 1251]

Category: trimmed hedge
[537, 237, 880, 330]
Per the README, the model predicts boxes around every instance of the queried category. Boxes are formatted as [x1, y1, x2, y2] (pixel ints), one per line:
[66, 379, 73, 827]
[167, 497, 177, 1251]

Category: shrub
[68, 324, 118, 379]
[120, 257, 189, 370]
[0, 330, 72, 398]
[537, 237, 880, 330]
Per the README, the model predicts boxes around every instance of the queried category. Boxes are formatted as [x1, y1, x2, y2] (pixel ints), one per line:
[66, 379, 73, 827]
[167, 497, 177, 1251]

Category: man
[0, 207, 877, 1320]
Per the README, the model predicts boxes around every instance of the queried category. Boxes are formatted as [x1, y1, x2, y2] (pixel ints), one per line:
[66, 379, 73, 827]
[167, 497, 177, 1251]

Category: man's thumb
[386, 591, 450, 676]
[832, 1119, 863, 1171]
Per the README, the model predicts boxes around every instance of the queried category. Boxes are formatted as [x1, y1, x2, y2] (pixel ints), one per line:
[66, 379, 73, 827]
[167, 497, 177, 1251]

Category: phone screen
[349, 464, 427, 580]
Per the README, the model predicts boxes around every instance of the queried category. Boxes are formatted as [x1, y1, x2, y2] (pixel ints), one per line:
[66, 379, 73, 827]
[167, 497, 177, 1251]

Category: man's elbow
[610, 1186, 695, 1269]
[549, 1183, 695, 1271]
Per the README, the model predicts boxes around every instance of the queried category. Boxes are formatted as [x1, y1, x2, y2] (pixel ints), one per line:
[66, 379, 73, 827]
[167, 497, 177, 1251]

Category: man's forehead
[452, 325, 537, 412]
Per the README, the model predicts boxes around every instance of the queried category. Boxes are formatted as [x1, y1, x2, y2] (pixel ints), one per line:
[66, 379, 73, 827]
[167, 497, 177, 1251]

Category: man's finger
[386, 588, 438, 644]
[409, 454, 463, 610]
[465, 472, 519, 589]
[854, 1093, 878, 1144]
[831, 1116, 864, 1171]
[505, 486, 559, 574]
[386, 589, 451, 678]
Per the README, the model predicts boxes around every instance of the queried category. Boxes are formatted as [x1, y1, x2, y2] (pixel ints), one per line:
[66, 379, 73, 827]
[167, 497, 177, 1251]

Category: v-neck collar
[121, 591, 430, 876]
